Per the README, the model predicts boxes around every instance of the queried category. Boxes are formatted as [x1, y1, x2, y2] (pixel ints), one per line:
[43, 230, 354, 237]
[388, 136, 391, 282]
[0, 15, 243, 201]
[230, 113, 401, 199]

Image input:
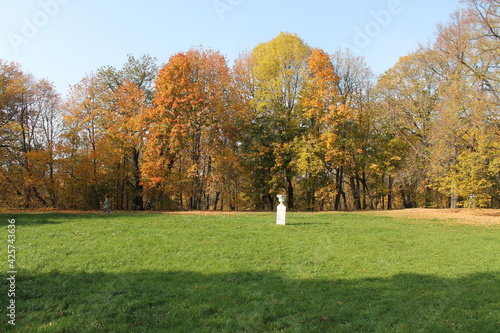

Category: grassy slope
[1, 212, 499, 332]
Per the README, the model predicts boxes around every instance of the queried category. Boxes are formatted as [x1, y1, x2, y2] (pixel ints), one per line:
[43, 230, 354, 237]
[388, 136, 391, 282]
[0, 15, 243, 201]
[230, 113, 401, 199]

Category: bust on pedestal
[276, 194, 287, 225]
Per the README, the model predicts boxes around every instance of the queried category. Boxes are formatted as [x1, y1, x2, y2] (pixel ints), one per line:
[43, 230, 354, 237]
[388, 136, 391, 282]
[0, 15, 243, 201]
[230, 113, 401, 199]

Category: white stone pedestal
[276, 195, 286, 225]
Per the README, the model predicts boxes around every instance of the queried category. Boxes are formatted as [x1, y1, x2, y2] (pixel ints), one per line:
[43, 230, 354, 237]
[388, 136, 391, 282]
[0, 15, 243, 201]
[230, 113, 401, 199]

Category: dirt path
[361, 208, 500, 226]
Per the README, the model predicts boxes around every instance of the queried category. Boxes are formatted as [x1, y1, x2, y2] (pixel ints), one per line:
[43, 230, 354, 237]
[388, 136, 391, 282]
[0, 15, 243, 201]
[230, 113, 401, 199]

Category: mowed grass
[1, 211, 499, 332]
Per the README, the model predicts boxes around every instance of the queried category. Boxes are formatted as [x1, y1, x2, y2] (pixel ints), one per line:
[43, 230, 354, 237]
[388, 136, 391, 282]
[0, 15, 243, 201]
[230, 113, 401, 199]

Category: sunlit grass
[1, 212, 499, 332]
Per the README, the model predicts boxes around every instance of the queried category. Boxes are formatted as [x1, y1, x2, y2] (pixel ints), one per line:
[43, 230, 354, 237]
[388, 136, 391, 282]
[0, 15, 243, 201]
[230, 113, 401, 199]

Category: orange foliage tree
[142, 48, 236, 210]
[0, 60, 62, 208]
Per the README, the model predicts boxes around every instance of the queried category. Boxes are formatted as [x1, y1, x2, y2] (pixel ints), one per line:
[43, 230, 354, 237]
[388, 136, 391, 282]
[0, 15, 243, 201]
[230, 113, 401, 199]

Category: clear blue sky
[1, 0, 463, 96]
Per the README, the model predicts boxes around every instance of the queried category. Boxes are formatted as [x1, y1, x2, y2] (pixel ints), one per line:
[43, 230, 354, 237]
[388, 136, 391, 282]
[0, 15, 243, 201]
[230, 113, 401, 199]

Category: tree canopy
[1, 1, 499, 210]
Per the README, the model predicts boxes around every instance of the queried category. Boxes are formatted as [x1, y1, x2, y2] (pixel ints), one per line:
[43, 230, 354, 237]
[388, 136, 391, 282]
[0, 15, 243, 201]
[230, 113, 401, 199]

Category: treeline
[1, 0, 499, 211]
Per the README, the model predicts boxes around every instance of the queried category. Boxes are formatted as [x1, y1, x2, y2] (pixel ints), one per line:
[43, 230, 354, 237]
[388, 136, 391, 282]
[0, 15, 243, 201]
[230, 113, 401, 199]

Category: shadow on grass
[5, 270, 499, 332]
[0, 213, 133, 227]
[0, 213, 63, 227]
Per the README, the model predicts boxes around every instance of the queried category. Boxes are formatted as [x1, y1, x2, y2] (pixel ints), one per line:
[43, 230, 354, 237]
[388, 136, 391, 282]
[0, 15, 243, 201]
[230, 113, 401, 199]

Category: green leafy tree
[237, 32, 312, 210]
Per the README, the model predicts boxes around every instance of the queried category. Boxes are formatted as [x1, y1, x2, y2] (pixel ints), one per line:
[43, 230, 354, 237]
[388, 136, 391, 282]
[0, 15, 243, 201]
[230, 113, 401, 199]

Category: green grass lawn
[1, 211, 499, 332]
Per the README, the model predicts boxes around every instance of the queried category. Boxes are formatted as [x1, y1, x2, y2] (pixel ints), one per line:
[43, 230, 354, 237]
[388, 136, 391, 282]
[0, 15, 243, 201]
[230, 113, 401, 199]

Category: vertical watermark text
[6, 219, 16, 326]
[7, 0, 72, 53]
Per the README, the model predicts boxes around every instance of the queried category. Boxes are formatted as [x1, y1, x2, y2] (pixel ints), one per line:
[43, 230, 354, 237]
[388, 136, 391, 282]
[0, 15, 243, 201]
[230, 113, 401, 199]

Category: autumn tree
[296, 48, 340, 210]
[232, 50, 276, 210]
[236, 32, 312, 210]
[60, 55, 158, 210]
[372, 0, 500, 208]
[425, 4, 500, 207]
[375, 49, 441, 208]
[61, 74, 112, 209]
[230, 52, 259, 209]
[0, 61, 24, 207]
[96, 54, 158, 210]
[25, 79, 62, 207]
[0, 61, 62, 208]
[461, 0, 500, 104]
[109, 79, 149, 210]
[327, 49, 376, 210]
[143, 48, 234, 210]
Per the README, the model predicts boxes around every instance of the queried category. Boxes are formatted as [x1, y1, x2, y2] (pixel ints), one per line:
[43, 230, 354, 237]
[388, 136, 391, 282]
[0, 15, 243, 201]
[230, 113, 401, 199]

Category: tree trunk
[335, 167, 346, 211]
[131, 149, 144, 210]
[268, 193, 275, 211]
[387, 175, 393, 210]
[286, 174, 294, 210]
[213, 191, 220, 210]
[350, 176, 362, 210]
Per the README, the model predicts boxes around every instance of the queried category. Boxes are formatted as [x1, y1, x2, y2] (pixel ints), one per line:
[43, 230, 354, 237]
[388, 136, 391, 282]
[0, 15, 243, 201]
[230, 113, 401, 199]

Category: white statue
[276, 195, 286, 225]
